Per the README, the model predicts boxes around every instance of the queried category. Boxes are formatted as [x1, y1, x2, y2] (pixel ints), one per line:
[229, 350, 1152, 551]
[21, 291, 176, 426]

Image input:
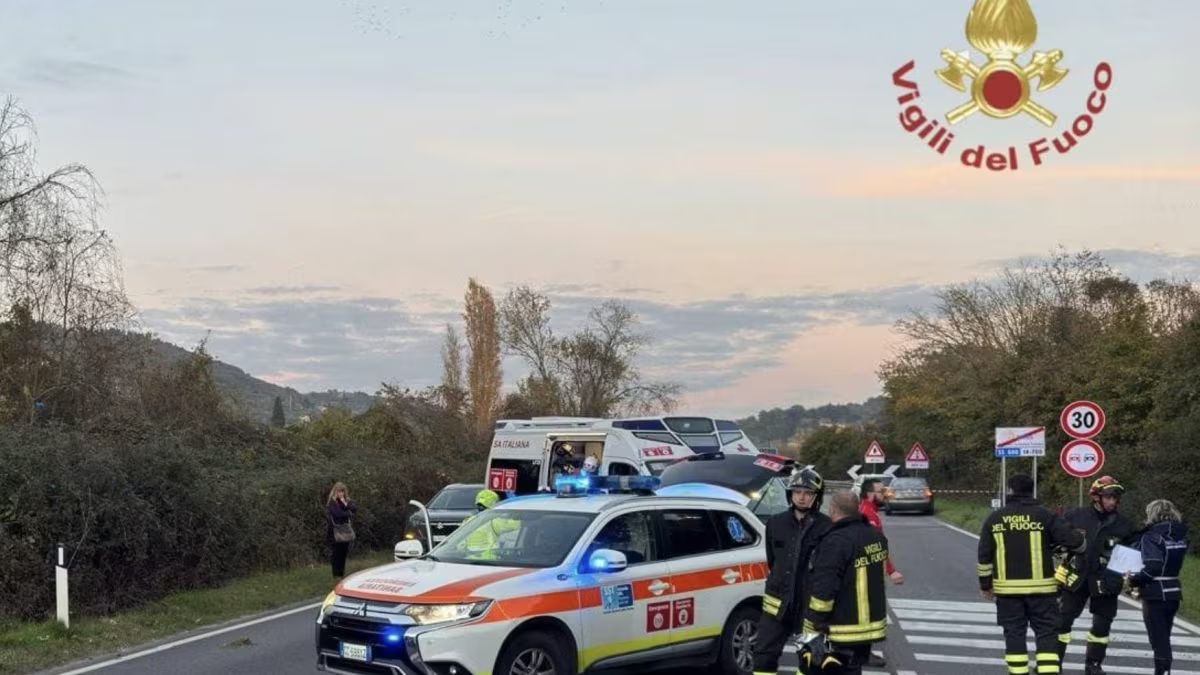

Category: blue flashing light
[589, 554, 610, 571]
[384, 629, 403, 644]
[556, 475, 661, 497]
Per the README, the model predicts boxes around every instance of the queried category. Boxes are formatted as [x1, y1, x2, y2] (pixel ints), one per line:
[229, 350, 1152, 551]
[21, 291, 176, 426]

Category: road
[38, 513, 1200, 675]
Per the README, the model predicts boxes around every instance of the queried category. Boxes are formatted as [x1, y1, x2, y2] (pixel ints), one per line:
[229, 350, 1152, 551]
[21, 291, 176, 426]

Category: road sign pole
[1078, 477, 1083, 508]
[1001, 456, 1007, 507]
[1032, 456, 1038, 500]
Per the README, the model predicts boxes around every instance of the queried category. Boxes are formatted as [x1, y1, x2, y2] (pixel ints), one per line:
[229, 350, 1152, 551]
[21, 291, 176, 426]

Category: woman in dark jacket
[1128, 499, 1189, 675]
[326, 482, 358, 579]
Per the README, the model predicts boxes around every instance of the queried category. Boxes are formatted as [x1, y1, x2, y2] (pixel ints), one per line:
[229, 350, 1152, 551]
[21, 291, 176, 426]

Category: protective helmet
[1089, 476, 1124, 498]
[583, 455, 599, 471]
[475, 488, 500, 510]
[786, 466, 825, 510]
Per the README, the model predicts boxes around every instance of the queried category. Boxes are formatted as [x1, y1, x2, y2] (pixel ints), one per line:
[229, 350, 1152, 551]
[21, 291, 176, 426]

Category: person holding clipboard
[1124, 499, 1190, 675]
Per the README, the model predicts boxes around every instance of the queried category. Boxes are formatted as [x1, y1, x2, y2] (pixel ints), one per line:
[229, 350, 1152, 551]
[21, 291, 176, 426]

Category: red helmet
[1089, 475, 1124, 498]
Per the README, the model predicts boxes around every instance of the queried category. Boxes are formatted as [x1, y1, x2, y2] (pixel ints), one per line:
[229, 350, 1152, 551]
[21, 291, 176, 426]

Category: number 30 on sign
[1060, 400, 1105, 440]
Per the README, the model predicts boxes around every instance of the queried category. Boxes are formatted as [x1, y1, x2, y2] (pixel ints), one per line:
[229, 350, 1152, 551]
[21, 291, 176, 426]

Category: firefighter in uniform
[978, 474, 1086, 675]
[798, 489, 889, 674]
[752, 467, 833, 675]
[1055, 475, 1138, 675]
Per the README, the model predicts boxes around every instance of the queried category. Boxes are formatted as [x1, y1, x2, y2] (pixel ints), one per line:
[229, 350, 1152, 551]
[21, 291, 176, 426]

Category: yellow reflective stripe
[855, 566, 869, 628]
[762, 594, 780, 606]
[809, 596, 834, 612]
[1030, 531, 1043, 580]
[802, 619, 816, 633]
[1086, 632, 1110, 644]
[1058, 633, 1071, 644]
[1036, 651, 1061, 673]
[993, 579, 1058, 594]
[977, 563, 994, 576]
[1009, 667, 1030, 675]
[761, 599, 778, 616]
[1054, 566, 1068, 583]
[994, 533, 1007, 580]
[829, 622, 887, 642]
[1036, 652, 1060, 661]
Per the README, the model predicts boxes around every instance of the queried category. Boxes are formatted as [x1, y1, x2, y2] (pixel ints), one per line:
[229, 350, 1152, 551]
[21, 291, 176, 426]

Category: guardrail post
[56, 543, 69, 629]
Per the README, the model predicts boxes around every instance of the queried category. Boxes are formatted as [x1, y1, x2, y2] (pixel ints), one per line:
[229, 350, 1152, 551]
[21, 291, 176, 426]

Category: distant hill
[145, 337, 378, 425]
[736, 396, 886, 452]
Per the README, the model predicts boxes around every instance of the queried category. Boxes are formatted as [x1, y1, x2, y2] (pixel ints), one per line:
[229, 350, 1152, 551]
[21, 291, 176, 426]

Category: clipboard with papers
[1106, 544, 1143, 575]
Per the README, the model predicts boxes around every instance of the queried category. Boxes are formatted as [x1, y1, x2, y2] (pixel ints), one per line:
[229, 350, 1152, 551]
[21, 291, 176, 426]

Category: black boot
[1155, 657, 1172, 675]
[1084, 660, 1106, 675]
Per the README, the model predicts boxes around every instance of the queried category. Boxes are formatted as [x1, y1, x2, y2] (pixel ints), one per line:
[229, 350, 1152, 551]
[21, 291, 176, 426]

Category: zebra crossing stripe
[906, 634, 1200, 661]
[913, 652, 1200, 674]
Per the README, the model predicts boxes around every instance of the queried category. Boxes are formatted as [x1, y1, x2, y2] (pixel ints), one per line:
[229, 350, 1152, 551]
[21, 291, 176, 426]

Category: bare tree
[463, 279, 502, 439]
[439, 323, 466, 414]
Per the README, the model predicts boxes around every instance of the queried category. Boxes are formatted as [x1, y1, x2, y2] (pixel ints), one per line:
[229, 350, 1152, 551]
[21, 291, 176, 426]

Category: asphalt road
[38, 513, 1200, 675]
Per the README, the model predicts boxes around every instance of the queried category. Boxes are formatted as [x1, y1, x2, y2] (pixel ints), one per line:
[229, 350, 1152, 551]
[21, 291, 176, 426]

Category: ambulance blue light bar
[556, 475, 661, 497]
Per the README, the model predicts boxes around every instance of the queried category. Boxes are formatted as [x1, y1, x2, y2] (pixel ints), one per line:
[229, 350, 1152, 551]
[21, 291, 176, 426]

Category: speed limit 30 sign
[1060, 400, 1106, 440]
[1060, 439, 1105, 478]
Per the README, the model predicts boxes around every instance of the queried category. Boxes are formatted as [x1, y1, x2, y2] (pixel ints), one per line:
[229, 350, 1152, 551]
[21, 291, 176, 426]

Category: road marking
[892, 606, 1186, 634]
[915, 652, 1200, 674]
[907, 634, 1200, 660]
[931, 515, 1200, 636]
[898, 620, 1200, 646]
[54, 601, 322, 674]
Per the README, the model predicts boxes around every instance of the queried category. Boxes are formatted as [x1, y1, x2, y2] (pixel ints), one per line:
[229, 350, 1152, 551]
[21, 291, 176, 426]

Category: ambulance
[316, 475, 766, 675]
[484, 415, 760, 496]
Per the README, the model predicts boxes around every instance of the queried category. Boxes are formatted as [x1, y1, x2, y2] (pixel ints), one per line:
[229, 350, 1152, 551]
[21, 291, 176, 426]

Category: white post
[1001, 457, 1007, 507]
[1032, 456, 1038, 499]
[55, 543, 69, 629]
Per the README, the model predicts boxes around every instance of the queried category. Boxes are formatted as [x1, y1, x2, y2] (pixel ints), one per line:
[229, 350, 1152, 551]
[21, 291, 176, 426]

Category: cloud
[245, 285, 342, 296]
[186, 264, 244, 274]
[18, 57, 133, 88]
[979, 249, 1200, 285]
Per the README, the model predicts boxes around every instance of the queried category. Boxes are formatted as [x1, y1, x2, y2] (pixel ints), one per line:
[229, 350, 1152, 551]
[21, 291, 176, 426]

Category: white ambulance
[316, 475, 766, 675]
[484, 415, 760, 496]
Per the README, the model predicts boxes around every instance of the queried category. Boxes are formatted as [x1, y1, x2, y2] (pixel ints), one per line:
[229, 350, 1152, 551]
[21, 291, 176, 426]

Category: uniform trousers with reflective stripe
[753, 610, 796, 674]
[1056, 586, 1118, 665]
[996, 594, 1061, 674]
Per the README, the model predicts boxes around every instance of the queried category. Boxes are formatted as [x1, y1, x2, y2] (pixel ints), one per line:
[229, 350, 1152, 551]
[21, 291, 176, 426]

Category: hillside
[144, 337, 378, 425]
[736, 396, 886, 453]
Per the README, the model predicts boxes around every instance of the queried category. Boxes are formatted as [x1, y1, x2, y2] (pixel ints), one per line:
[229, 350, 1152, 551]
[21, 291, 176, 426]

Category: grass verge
[0, 550, 392, 675]
[933, 497, 1200, 625]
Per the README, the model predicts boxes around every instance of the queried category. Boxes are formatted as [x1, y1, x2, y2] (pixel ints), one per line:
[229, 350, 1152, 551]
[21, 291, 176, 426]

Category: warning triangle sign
[906, 442, 929, 462]
[864, 440, 885, 462]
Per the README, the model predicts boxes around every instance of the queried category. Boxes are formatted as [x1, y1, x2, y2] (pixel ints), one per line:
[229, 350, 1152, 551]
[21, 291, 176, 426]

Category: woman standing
[326, 482, 358, 579]
[1128, 499, 1189, 675]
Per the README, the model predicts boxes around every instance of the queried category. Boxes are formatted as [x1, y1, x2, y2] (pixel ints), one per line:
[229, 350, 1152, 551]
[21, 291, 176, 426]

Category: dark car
[404, 482, 484, 550]
[657, 451, 800, 522]
[884, 476, 935, 515]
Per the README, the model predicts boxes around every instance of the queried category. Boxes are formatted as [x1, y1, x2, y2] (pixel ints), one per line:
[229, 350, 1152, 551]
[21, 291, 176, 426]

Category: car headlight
[402, 601, 491, 625]
[317, 591, 338, 623]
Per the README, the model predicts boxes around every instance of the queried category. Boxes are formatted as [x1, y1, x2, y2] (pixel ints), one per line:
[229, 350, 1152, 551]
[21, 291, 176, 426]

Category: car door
[655, 508, 738, 653]
[576, 509, 674, 669]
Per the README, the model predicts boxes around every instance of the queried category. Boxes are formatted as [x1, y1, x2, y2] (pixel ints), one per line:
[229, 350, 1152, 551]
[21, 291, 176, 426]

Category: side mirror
[587, 548, 628, 573]
[394, 539, 425, 561]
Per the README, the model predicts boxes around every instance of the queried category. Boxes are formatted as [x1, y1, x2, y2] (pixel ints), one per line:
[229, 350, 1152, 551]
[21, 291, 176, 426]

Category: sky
[2, 1, 1197, 418]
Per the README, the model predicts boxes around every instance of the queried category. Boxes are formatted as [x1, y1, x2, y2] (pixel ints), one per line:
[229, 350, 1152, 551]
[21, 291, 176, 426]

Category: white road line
[907, 634, 1200, 661]
[54, 601, 323, 675]
[914, 652, 1200, 674]
[893, 607, 1183, 635]
[932, 515, 1200, 636]
[897, 620, 1200, 646]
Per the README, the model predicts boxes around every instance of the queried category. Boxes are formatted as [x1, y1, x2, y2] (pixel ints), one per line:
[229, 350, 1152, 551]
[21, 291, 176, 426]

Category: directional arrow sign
[905, 442, 930, 470]
[864, 440, 885, 464]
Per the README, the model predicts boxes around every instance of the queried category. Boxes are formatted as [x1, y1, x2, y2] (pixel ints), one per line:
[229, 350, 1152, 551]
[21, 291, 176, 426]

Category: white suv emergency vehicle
[315, 476, 766, 675]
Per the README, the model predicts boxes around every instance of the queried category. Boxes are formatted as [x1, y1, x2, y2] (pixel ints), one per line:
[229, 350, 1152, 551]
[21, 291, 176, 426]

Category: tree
[463, 279, 502, 439]
[439, 324, 466, 414]
[271, 396, 286, 427]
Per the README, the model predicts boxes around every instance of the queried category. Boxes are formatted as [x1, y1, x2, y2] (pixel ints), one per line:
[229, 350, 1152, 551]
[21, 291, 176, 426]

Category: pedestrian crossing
[889, 597, 1200, 674]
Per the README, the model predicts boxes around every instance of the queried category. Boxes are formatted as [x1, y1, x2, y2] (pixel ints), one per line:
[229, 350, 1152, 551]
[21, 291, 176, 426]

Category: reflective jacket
[802, 515, 889, 645]
[1060, 505, 1138, 596]
[457, 512, 521, 560]
[761, 509, 833, 622]
[977, 495, 1084, 595]
[1132, 520, 1189, 602]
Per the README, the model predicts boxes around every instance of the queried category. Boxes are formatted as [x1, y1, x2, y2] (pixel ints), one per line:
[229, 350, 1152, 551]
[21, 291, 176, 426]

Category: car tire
[713, 604, 759, 675]
[495, 629, 576, 675]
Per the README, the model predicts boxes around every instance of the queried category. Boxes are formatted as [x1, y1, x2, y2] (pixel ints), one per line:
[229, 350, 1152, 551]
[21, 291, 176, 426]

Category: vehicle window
[719, 432, 744, 445]
[679, 434, 720, 453]
[660, 510, 723, 558]
[645, 460, 672, 476]
[607, 462, 639, 476]
[634, 432, 683, 445]
[437, 510, 595, 567]
[664, 418, 715, 434]
[428, 487, 479, 510]
[752, 478, 789, 518]
[714, 511, 759, 549]
[716, 420, 740, 432]
[582, 511, 657, 567]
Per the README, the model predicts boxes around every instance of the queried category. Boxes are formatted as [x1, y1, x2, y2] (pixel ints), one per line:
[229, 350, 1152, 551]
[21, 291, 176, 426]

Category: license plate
[340, 641, 371, 662]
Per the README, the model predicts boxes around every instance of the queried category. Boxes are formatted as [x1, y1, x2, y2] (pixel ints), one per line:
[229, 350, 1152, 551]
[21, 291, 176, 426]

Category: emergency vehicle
[485, 415, 759, 496]
[316, 475, 767, 675]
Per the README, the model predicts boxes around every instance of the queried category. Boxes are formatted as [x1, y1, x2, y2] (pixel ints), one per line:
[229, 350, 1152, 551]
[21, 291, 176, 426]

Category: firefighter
[798, 489, 889, 674]
[1055, 475, 1139, 675]
[978, 474, 1086, 675]
[752, 467, 833, 675]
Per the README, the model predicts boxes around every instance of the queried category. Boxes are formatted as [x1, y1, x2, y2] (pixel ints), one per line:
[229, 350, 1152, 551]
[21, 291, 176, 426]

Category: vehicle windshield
[428, 487, 480, 510]
[658, 455, 783, 495]
[432, 509, 596, 567]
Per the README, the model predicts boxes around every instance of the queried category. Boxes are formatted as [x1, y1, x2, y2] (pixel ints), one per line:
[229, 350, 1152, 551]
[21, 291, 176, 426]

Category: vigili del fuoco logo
[891, 0, 1112, 171]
